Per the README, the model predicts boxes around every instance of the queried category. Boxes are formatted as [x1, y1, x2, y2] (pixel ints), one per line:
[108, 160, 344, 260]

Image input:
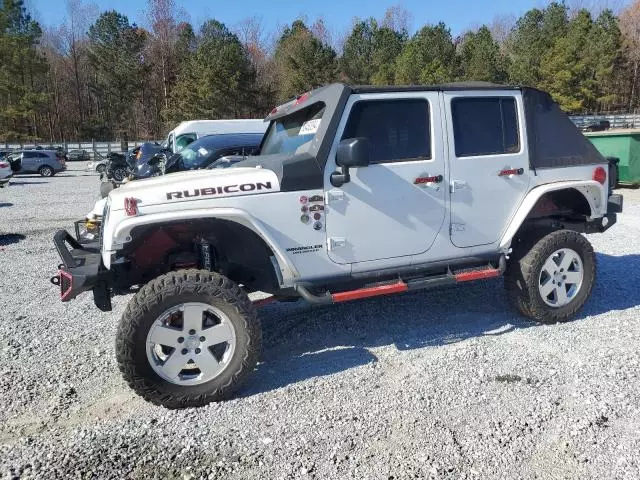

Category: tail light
[124, 197, 138, 216]
[593, 166, 607, 185]
[0, 162, 8, 168]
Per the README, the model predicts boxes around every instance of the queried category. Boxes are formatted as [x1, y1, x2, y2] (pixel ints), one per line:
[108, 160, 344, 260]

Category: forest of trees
[1, 0, 640, 142]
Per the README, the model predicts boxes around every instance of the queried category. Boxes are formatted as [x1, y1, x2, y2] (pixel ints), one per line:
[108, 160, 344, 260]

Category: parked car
[102, 152, 134, 182]
[12, 150, 66, 176]
[136, 133, 262, 179]
[130, 142, 170, 169]
[0, 159, 12, 187]
[582, 120, 610, 132]
[67, 149, 91, 161]
[88, 158, 108, 173]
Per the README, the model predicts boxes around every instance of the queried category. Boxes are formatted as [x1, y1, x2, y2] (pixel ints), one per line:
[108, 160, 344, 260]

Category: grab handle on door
[498, 167, 524, 177]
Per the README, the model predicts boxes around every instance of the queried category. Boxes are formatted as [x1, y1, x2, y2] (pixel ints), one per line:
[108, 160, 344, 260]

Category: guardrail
[570, 114, 640, 129]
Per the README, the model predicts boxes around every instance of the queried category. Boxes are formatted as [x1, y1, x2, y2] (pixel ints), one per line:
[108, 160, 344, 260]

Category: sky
[27, 0, 628, 39]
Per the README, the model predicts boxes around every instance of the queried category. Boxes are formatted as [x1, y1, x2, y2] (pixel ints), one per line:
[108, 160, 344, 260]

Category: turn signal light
[124, 197, 138, 216]
[593, 166, 607, 185]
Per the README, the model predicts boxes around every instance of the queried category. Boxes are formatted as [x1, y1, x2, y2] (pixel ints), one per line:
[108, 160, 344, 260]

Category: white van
[165, 119, 267, 153]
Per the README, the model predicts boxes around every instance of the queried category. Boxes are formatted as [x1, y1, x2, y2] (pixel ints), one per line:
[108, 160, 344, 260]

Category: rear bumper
[608, 193, 623, 213]
[585, 193, 623, 233]
[50, 230, 111, 310]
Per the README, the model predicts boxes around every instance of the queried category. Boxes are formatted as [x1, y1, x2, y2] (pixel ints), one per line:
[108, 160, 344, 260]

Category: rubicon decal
[166, 181, 273, 200]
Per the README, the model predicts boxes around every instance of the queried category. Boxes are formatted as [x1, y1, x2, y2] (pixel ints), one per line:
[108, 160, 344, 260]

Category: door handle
[414, 174, 443, 185]
[498, 167, 524, 177]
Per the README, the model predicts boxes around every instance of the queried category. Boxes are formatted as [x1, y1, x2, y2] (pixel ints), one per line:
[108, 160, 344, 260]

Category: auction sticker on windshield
[299, 119, 321, 135]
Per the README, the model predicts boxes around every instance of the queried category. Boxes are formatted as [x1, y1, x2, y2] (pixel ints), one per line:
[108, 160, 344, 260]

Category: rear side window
[452, 97, 519, 157]
[342, 99, 430, 164]
[23, 152, 37, 158]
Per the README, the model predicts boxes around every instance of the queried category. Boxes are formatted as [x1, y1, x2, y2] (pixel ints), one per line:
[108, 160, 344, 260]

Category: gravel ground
[1, 164, 640, 480]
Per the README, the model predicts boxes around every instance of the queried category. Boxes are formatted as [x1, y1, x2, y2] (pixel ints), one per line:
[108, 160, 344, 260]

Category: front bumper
[50, 230, 112, 310]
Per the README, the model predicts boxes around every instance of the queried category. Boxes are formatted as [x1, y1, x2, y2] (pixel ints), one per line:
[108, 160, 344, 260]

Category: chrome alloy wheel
[146, 302, 237, 385]
[538, 248, 584, 308]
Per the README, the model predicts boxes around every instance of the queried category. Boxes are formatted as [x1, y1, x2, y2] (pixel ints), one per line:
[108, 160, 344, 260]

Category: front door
[324, 93, 447, 265]
[443, 92, 530, 248]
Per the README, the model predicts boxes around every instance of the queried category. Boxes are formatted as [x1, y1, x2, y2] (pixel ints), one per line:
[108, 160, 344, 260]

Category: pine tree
[458, 26, 507, 83]
[395, 22, 456, 85]
[274, 20, 338, 101]
[0, 0, 49, 141]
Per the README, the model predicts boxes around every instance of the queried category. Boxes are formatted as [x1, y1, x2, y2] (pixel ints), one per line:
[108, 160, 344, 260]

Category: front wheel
[505, 230, 596, 324]
[116, 269, 262, 408]
[112, 167, 127, 182]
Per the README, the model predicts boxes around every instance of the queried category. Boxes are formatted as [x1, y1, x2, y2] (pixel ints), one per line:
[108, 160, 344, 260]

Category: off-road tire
[116, 269, 261, 408]
[505, 229, 596, 324]
[38, 166, 54, 177]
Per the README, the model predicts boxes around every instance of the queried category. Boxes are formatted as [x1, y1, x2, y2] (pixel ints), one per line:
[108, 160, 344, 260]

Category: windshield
[261, 102, 325, 155]
[174, 142, 217, 170]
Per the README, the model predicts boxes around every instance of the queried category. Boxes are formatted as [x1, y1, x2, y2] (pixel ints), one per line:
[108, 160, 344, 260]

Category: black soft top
[255, 83, 604, 191]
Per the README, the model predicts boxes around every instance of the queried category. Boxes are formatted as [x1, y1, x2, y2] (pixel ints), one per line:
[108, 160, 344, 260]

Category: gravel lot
[1, 164, 640, 480]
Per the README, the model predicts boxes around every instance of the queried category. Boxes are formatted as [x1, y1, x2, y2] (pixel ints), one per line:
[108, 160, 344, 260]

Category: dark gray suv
[11, 150, 66, 177]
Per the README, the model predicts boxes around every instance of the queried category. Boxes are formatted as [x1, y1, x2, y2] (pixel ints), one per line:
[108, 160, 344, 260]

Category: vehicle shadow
[0, 233, 26, 246]
[0, 202, 13, 207]
[55, 174, 98, 177]
[241, 252, 640, 398]
[9, 180, 49, 185]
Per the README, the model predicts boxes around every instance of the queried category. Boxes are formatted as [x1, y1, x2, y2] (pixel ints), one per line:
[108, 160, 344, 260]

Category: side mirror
[331, 137, 370, 187]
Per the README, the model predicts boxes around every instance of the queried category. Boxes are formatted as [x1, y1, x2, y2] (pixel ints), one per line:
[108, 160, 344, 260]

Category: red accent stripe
[499, 169, 518, 176]
[253, 296, 276, 308]
[332, 282, 408, 303]
[454, 269, 500, 282]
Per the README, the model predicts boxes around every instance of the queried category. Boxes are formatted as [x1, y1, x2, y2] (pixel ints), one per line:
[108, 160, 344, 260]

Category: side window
[175, 133, 197, 151]
[452, 97, 519, 157]
[38, 152, 49, 158]
[23, 152, 37, 158]
[341, 99, 431, 164]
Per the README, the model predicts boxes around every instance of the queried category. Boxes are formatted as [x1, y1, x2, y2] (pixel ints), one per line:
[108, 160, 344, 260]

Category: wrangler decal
[166, 181, 273, 200]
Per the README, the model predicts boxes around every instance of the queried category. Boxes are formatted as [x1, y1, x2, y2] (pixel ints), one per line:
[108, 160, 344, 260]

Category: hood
[108, 167, 280, 210]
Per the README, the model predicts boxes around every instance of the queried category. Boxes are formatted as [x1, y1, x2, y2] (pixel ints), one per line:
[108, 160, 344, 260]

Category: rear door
[444, 92, 530, 248]
[21, 152, 38, 172]
[324, 92, 447, 264]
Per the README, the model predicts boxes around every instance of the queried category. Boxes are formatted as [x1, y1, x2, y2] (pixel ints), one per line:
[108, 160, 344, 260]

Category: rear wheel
[505, 230, 595, 324]
[38, 166, 54, 177]
[116, 269, 261, 408]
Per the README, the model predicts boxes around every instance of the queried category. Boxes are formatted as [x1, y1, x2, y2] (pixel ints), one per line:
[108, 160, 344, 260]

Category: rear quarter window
[452, 97, 519, 157]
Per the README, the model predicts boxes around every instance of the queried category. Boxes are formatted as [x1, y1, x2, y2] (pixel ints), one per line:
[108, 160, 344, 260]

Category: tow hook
[50, 274, 61, 286]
